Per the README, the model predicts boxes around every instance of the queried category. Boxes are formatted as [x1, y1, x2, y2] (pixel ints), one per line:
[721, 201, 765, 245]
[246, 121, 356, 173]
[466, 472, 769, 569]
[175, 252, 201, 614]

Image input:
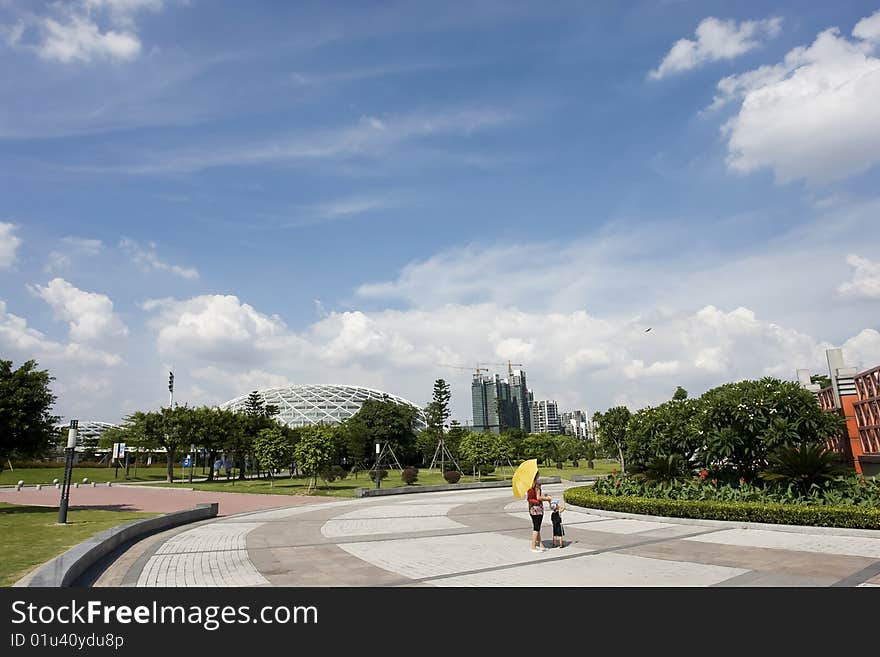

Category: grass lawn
[157, 461, 617, 498]
[0, 503, 156, 587]
[0, 466, 199, 486]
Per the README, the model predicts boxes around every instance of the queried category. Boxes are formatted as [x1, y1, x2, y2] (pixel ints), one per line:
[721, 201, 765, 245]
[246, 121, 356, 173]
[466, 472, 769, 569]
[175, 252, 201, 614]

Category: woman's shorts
[531, 513, 543, 531]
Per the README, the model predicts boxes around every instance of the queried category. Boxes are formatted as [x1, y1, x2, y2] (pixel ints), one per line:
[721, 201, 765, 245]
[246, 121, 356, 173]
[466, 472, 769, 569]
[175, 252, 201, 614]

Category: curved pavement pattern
[94, 483, 880, 587]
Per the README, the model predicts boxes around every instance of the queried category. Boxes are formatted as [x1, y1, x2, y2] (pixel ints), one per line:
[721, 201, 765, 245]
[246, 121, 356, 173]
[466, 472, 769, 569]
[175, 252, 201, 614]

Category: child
[550, 500, 566, 548]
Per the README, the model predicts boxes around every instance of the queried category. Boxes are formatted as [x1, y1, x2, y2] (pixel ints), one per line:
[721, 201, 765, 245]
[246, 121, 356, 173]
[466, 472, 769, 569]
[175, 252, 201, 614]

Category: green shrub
[368, 468, 388, 483]
[401, 467, 419, 485]
[758, 444, 851, 496]
[320, 464, 347, 483]
[443, 470, 461, 484]
[563, 485, 880, 530]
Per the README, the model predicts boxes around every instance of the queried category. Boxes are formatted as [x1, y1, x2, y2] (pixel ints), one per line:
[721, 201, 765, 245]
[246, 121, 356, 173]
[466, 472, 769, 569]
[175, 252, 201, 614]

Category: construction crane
[438, 364, 489, 377]
[478, 360, 524, 377]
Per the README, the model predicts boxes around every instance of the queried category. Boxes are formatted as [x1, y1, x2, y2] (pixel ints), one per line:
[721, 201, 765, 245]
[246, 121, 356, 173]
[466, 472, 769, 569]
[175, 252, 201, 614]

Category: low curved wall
[23, 502, 219, 587]
[354, 475, 562, 497]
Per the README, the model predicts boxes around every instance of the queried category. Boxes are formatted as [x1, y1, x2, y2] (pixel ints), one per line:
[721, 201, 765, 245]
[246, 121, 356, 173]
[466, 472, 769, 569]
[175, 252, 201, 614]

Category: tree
[459, 431, 499, 480]
[625, 398, 700, 472]
[695, 377, 844, 477]
[550, 435, 578, 468]
[501, 427, 528, 462]
[243, 391, 266, 417]
[343, 398, 419, 465]
[159, 405, 200, 482]
[810, 374, 832, 389]
[190, 407, 225, 482]
[445, 420, 466, 460]
[0, 359, 59, 468]
[672, 386, 688, 401]
[593, 406, 631, 474]
[582, 441, 597, 470]
[117, 410, 165, 477]
[253, 427, 293, 487]
[424, 378, 452, 470]
[294, 425, 337, 491]
[425, 378, 451, 433]
[522, 433, 555, 465]
[236, 391, 279, 479]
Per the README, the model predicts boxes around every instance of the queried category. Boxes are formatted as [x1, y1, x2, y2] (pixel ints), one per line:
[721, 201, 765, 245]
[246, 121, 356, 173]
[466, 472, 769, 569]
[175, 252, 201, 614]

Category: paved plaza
[87, 482, 880, 587]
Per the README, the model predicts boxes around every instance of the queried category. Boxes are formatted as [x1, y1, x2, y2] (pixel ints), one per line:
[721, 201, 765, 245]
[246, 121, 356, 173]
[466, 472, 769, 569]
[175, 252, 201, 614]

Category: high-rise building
[509, 369, 532, 433]
[531, 399, 562, 434]
[471, 374, 517, 433]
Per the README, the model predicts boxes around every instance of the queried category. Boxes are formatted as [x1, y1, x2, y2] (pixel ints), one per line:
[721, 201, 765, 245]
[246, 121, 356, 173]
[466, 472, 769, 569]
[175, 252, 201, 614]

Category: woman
[527, 472, 552, 553]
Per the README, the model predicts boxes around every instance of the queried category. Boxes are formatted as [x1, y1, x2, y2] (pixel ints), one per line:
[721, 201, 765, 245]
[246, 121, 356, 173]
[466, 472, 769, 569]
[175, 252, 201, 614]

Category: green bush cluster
[563, 485, 880, 530]
[593, 378, 847, 479]
[592, 471, 880, 507]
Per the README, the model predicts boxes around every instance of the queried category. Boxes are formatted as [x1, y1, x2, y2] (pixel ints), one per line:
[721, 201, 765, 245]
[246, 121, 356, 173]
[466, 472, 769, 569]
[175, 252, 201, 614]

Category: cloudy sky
[2, 0, 880, 424]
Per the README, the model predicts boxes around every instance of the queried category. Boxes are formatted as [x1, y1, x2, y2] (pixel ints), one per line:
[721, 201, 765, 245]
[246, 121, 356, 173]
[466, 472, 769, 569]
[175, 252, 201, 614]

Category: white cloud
[718, 16, 880, 183]
[142, 291, 871, 421]
[9, 0, 167, 63]
[191, 366, 290, 395]
[38, 14, 140, 62]
[287, 197, 394, 227]
[61, 236, 104, 253]
[143, 294, 293, 365]
[84, 1, 164, 19]
[45, 236, 104, 273]
[0, 299, 122, 366]
[30, 278, 128, 343]
[94, 107, 515, 174]
[842, 329, 880, 371]
[839, 254, 880, 300]
[120, 238, 199, 279]
[0, 222, 22, 268]
[853, 9, 880, 42]
[650, 16, 782, 79]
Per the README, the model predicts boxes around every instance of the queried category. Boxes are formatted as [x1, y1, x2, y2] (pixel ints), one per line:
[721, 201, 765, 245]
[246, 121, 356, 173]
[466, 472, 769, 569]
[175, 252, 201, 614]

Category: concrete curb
[565, 501, 880, 538]
[354, 476, 562, 498]
[20, 502, 219, 587]
[569, 474, 603, 482]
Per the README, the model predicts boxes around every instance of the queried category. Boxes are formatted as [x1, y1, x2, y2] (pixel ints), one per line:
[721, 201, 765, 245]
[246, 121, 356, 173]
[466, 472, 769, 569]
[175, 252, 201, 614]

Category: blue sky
[2, 0, 879, 423]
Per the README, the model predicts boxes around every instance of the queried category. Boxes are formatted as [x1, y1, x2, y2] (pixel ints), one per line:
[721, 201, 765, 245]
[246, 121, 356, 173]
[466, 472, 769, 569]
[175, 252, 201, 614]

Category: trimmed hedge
[563, 485, 880, 530]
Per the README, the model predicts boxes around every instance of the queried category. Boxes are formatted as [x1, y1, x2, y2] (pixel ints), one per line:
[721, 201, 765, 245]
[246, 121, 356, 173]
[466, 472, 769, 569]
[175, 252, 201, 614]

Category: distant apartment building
[798, 348, 880, 477]
[531, 399, 562, 434]
[561, 410, 593, 440]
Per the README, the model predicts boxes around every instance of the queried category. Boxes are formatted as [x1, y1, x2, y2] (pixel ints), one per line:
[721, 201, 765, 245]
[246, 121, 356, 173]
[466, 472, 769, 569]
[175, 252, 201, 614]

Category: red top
[527, 486, 542, 508]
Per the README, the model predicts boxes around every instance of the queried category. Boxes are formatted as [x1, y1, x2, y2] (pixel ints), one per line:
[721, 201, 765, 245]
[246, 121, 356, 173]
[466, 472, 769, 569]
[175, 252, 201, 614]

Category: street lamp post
[375, 442, 381, 489]
[58, 419, 78, 524]
[189, 443, 195, 484]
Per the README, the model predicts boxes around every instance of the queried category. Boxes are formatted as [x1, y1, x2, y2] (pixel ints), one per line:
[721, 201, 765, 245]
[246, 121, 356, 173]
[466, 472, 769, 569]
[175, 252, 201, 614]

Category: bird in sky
[644, 327, 652, 332]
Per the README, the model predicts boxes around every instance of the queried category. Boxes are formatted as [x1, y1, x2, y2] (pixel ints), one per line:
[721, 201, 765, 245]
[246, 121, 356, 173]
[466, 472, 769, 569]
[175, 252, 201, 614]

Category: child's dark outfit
[551, 508, 564, 539]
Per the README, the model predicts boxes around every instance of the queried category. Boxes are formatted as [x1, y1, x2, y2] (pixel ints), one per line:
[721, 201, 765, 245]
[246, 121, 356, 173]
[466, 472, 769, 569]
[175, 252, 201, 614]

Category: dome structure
[54, 420, 118, 451]
[219, 384, 426, 431]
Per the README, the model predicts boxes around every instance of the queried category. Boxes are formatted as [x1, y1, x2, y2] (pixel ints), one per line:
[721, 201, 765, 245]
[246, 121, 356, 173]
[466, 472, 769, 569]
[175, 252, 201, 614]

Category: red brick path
[0, 484, 327, 516]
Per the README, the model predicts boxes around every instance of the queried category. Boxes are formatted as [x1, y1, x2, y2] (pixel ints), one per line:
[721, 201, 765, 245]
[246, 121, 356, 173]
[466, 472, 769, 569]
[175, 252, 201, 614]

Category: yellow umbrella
[512, 459, 539, 498]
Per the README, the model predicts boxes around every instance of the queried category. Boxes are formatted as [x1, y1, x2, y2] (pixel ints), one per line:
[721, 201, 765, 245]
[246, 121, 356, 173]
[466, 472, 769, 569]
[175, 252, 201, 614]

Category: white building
[561, 410, 593, 440]
[531, 400, 562, 434]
